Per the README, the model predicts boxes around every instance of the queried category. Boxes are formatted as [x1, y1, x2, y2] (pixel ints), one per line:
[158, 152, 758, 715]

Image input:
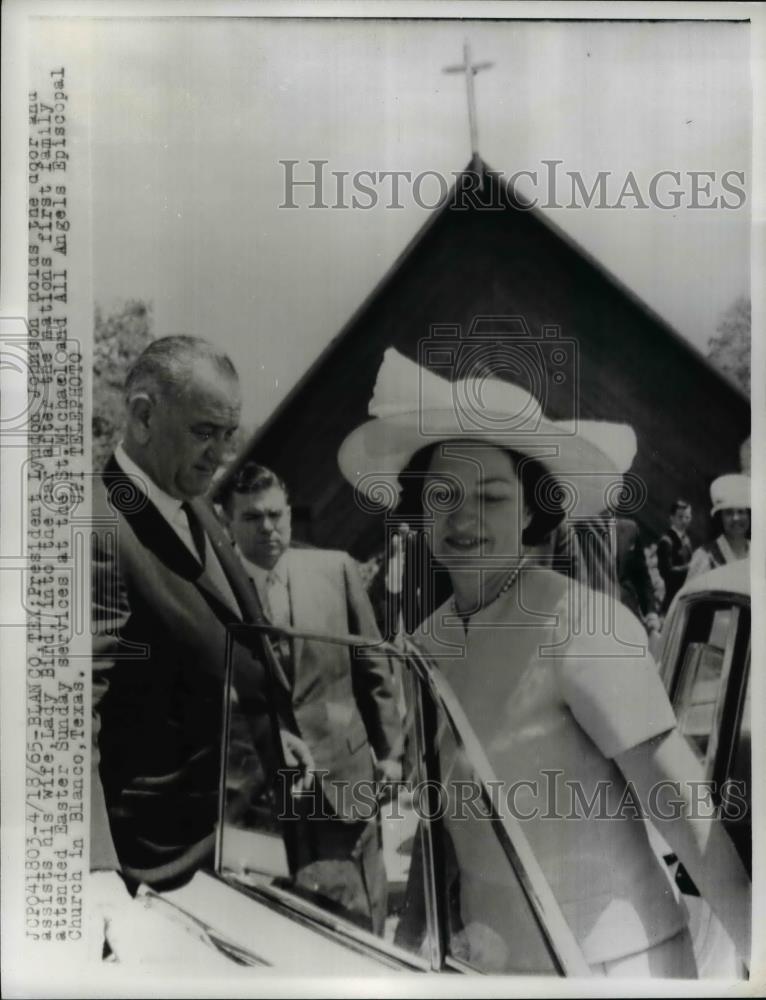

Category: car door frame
[214, 621, 592, 976]
[661, 589, 751, 784]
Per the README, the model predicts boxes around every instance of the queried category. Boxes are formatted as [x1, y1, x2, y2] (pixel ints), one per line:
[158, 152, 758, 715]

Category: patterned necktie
[180, 501, 207, 567]
[264, 570, 293, 685]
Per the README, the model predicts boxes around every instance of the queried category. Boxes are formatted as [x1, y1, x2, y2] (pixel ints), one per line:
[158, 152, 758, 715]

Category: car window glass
[707, 607, 732, 648]
[425, 697, 560, 975]
[674, 602, 738, 765]
[217, 632, 430, 962]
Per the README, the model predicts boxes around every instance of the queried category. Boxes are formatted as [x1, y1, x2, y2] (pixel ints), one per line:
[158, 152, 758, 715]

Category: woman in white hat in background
[687, 474, 750, 580]
[339, 349, 749, 978]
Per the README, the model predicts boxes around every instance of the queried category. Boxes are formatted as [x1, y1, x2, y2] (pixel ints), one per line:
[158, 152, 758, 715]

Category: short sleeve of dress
[554, 589, 677, 759]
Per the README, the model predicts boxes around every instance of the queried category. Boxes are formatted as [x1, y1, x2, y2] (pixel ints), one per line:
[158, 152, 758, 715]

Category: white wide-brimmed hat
[338, 348, 638, 518]
[710, 473, 750, 515]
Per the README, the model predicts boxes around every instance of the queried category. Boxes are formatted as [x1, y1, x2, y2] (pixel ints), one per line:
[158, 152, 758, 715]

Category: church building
[220, 157, 749, 567]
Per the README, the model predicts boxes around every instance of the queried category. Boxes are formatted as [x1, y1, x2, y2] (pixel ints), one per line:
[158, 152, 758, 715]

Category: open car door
[140, 624, 591, 975]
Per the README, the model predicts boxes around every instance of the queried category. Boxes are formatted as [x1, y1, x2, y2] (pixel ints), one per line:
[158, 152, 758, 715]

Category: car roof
[677, 558, 750, 599]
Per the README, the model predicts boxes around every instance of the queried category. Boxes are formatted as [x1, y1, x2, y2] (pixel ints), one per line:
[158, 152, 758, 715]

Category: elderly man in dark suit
[223, 463, 402, 935]
[90, 337, 311, 954]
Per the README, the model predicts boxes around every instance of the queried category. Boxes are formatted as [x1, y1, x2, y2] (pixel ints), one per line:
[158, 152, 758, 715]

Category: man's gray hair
[125, 335, 238, 403]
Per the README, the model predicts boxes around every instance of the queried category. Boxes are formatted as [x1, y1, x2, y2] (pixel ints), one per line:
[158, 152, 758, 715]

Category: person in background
[656, 500, 694, 614]
[687, 474, 750, 580]
[538, 513, 657, 635]
[223, 462, 402, 935]
[615, 516, 659, 630]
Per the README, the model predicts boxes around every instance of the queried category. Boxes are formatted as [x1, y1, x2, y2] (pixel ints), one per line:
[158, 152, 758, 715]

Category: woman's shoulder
[550, 587, 675, 759]
[508, 565, 643, 643]
[518, 563, 572, 606]
[555, 575, 649, 652]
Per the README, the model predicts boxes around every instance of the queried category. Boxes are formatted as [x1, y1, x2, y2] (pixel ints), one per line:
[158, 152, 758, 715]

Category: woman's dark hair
[396, 441, 566, 546]
[712, 508, 751, 541]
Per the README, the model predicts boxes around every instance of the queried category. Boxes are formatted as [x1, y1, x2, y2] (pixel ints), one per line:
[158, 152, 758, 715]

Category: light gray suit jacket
[259, 548, 401, 821]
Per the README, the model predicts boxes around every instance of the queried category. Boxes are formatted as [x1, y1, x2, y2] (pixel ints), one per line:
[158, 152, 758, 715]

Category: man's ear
[126, 393, 154, 445]
[522, 505, 533, 531]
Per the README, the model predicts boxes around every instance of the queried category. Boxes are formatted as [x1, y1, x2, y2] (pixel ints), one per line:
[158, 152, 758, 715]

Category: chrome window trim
[667, 595, 748, 778]
[662, 591, 750, 697]
[217, 874, 431, 971]
[714, 640, 751, 791]
[660, 600, 691, 694]
[705, 605, 741, 774]
[409, 665, 445, 971]
[136, 885, 272, 967]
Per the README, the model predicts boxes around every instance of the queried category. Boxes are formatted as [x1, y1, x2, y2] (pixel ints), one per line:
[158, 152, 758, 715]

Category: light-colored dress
[414, 565, 689, 969]
[687, 535, 749, 580]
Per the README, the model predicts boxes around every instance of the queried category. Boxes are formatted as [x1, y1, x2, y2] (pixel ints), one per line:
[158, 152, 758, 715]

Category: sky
[32, 14, 751, 432]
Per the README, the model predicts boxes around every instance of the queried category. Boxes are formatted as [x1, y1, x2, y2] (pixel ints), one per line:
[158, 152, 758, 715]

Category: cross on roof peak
[443, 41, 495, 158]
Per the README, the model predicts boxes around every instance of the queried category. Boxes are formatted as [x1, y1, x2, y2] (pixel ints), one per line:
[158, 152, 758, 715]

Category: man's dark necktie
[181, 501, 207, 568]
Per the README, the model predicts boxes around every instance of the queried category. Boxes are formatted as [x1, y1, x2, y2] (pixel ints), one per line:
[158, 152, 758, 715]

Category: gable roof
[220, 157, 749, 554]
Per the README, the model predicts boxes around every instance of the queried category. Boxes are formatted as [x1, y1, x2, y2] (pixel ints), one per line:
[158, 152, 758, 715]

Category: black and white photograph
[1, 1, 762, 994]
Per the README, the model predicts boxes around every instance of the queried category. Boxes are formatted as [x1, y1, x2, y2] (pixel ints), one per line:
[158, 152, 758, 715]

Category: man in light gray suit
[223, 463, 402, 935]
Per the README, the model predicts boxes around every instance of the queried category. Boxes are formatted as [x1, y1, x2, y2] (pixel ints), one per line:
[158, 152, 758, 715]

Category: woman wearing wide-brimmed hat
[687, 474, 750, 580]
[339, 349, 750, 977]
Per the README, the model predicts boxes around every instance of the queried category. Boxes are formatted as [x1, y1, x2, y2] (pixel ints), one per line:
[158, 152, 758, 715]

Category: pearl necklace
[450, 558, 527, 622]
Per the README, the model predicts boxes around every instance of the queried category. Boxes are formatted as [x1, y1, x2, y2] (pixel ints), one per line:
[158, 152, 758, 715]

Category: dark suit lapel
[193, 499, 266, 623]
[194, 506, 295, 695]
[103, 457, 203, 582]
[104, 457, 240, 623]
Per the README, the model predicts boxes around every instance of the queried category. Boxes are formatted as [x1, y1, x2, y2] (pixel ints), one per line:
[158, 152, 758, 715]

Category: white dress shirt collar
[241, 549, 290, 589]
[115, 444, 243, 612]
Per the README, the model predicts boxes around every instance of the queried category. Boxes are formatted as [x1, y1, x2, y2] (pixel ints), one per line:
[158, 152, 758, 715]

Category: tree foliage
[93, 300, 154, 468]
[707, 296, 750, 395]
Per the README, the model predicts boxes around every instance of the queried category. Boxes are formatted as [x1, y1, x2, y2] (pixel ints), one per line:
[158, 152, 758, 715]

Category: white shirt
[114, 442, 239, 611]
[240, 551, 294, 678]
[241, 551, 292, 626]
[669, 525, 690, 546]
